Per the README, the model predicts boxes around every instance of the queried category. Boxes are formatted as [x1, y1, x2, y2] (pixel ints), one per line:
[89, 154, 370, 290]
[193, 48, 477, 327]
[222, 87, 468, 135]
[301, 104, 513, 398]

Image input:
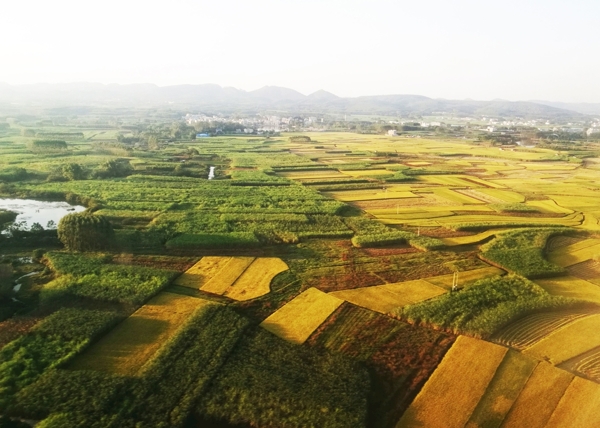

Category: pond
[0, 198, 86, 230]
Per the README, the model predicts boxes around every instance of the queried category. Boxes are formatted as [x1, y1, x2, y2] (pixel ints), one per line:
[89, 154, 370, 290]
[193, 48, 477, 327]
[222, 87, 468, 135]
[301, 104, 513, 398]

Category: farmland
[175, 256, 289, 301]
[68, 291, 210, 375]
[398, 335, 600, 428]
[1, 122, 600, 427]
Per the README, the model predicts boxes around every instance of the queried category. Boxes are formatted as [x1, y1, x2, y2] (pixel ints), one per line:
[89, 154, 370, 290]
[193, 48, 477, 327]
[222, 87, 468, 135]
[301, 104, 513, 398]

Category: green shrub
[394, 275, 590, 338]
[489, 203, 538, 213]
[27, 140, 67, 153]
[165, 232, 260, 249]
[480, 228, 568, 278]
[0, 168, 27, 183]
[0, 308, 121, 410]
[42, 252, 175, 305]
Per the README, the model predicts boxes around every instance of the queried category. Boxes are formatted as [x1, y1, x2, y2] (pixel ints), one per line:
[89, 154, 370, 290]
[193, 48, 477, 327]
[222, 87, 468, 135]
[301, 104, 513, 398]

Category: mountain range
[0, 82, 596, 120]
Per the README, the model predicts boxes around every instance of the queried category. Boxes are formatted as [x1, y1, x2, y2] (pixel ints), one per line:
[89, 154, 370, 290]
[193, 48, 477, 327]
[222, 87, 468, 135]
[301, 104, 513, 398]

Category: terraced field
[174, 256, 288, 301]
[329, 279, 446, 314]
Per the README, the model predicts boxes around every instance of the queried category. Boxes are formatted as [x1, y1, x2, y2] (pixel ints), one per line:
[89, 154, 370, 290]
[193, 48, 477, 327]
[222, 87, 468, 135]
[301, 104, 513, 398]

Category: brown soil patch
[307, 303, 455, 428]
[0, 316, 42, 348]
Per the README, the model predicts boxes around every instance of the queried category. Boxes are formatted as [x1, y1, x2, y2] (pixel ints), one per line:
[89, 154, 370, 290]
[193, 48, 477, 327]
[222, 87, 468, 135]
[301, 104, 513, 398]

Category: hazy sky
[1, 0, 599, 102]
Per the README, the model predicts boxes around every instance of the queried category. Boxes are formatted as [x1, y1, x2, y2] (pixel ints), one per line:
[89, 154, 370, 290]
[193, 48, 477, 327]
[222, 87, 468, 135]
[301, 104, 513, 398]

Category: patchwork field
[306, 303, 455, 428]
[328, 266, 503, 314]
[174, 256, 288, 301]
[535, 276, 600, 303]
[397, 335, 600, 428]
[397, 336, 508, 428]
[329, 279, 446, 314]
[524, 314, 600, 364]
[69, 292, 211, 375]
[260, 287, 344, 344]
[492, 310, 593, 350]
[548, 239, 600, 267]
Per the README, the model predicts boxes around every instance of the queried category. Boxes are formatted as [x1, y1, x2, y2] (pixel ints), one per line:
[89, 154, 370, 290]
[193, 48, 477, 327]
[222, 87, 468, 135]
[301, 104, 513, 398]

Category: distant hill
[0, 82, 589, 120]
[530, 100, 600, 116]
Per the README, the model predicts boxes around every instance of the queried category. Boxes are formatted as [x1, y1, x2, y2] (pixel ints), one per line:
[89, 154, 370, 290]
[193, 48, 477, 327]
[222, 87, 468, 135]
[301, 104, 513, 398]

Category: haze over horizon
[2, 0, 599, 103]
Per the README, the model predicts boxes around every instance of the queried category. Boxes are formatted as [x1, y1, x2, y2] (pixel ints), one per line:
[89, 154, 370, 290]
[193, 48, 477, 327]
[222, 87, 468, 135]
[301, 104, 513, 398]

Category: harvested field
[175, 256, 287, 301]
[465, 350, 537, 428]
[397, 335, 507, 428]
[174, 256, 232, 289]
[201, 257, 255, 295]
[501, 362, 573, 428]
[225, 257, 288, 301]
[69, 292, 210, 375]
[524, 314, 600, 364]
[329, 279, 446, 314]
[526, 200, 574, 214]
[535, 276, 600, 303]
[545, 376, 600, 427]
[548, 239, 600, 267]
[546, 235, 582, 252]
[563, 344, 600, 381]
[567, 259, 600, 281]
[260, 287, 343, 344]
[492, 310, 593, 350]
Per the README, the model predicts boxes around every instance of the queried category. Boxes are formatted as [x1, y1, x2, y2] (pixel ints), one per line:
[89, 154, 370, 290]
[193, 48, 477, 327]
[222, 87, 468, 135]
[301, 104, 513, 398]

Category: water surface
[0, 198, 86, 229]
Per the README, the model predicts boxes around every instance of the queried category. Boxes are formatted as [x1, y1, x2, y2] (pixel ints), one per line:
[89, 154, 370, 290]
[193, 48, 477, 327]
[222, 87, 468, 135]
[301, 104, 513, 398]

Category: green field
[2, 122, 600, 427]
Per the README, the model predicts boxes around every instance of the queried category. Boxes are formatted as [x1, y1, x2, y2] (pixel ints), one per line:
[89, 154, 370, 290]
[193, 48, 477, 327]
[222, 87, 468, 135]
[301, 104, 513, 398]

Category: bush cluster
[394, 275, 590, 338]
[480, 228, 568, 278]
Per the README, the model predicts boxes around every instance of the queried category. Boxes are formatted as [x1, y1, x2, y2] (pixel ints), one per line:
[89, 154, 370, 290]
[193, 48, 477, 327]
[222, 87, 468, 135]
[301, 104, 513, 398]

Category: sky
[1, 0, 599, 102]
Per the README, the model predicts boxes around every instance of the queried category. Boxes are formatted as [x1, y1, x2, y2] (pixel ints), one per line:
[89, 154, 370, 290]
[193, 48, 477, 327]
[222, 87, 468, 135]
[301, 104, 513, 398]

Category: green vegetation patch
[346, 217, 443, 250]
[481, 228, 568, 278]
[394, 275, 589, 338]
[165, 232, 260, 249]
[43, 252, 177, 305]
[14, 305, 369, 428]
[197, 327, 369, 428]
[0, 308, 121, 410]
[489, 203, 539, 213]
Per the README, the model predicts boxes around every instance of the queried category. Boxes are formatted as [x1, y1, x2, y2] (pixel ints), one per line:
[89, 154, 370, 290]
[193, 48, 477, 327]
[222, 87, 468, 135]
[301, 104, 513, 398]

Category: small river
[0, 198, 86, 230]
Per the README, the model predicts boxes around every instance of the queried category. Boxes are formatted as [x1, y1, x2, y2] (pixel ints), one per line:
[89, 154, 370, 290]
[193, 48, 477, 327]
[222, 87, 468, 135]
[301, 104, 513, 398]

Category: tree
[92, 159, 133, 179]
[61, 163, 85, 181]
[57, 212, 114, 252]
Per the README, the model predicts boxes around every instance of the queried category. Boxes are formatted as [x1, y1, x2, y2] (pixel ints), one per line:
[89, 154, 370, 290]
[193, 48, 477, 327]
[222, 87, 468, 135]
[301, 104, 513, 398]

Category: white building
[387, 129, 398, 136]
